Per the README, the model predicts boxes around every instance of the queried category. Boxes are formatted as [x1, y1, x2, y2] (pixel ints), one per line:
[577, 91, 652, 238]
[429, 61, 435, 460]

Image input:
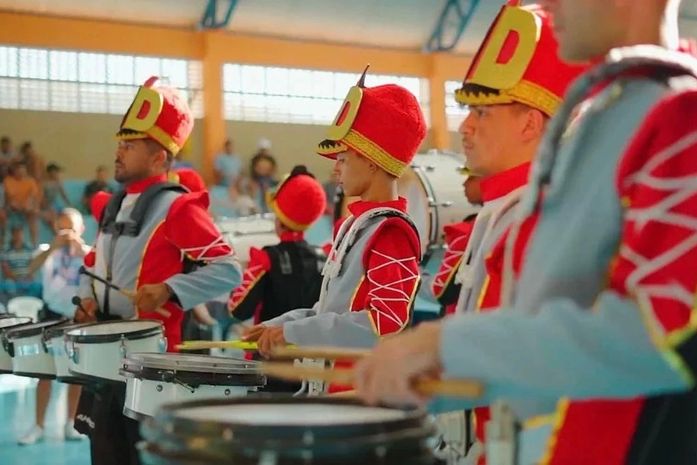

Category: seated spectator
[18, 142, 46, 182]
[214, 139, 242, 187]
[82, 165, 113, 214]
[40, 163, 71, 230]
[249, 141, 278, 213]
[228, 176, 259, 217]
[4, 161, 40, 246]
[18, 208, 88, 445]
[0, 226, 40, 302]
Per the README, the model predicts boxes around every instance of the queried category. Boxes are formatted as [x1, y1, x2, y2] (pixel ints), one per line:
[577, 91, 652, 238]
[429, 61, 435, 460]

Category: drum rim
[122, 352, 258, 374]
[6, 318, 69, 340]
[120, 364, 266, 387]
[0, 317, 33, 331]
[153, 396, 426, 434]
[44, 321, 89, 339]
[65, 319, 163, 343]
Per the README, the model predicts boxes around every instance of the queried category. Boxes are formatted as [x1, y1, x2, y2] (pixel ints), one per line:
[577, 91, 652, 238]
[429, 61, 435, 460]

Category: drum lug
[119, 335, 127, 358]
[172, 376, 195, 394]
[158, 336, 167, 353]
[67, 341, 79, 364]
[40, 331, 51, 353]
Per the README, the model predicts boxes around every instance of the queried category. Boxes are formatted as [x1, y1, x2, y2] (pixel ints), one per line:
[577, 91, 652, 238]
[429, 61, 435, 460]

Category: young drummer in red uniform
[243, 70, 426, 367]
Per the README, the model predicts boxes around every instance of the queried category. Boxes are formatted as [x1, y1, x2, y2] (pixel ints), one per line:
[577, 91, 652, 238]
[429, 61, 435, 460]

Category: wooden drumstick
[270, 345, 370, 361]
[260, 362, 484, 398]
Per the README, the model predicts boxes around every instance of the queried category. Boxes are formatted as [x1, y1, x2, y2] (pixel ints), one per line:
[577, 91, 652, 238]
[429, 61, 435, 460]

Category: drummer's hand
[241, 324, 266, 342]
[74, 298, 97, 323]
[135, 283, 171, 312]
[192, 304, 217, 326]
[257, 326, 286, 359]
[354, 322, 443, 407]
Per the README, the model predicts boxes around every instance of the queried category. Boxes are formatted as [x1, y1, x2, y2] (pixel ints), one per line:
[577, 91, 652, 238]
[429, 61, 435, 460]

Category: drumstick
[260, 362, 484, 398]
[270, 345, 370, 361]
[79, 267, 172, 318]
[176, 340, 260, 351]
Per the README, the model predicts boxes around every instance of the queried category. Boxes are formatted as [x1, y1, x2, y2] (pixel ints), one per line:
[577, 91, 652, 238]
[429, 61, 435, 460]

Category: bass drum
[398, 151, 479, 263]
[216, 214, 278, 265]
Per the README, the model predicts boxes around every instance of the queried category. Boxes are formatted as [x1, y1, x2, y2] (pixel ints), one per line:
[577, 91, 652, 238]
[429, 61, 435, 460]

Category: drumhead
[177, 403, 409, 425]
[7, 318, 69, 340]
[142, 397, 435, 464]
[66, 319, 163, 343]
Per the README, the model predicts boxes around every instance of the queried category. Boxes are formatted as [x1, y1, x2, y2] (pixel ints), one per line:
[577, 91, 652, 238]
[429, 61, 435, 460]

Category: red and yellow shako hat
[267, 165, 326, 231]
[317, 67, 427, 177]
[116, 76, 193, 155]
[455, 1, 587, 117]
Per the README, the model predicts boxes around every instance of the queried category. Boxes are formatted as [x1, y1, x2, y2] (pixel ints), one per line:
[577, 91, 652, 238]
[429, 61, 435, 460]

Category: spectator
[249, 140, 278, 213]
[0, 136, 14, 180]
[82, 165, 113, 214]
[40, 163, 71, 229]
[214, 139, 242, 187]
[228, 176, 259, 217]
[18, 208, 88, 445]
[322, 163, 341, 218]
[0, 226, 40, 302]
[4, 161, 40, 246]
[0, 136, 13, 159]
[18, 142, 46, 181]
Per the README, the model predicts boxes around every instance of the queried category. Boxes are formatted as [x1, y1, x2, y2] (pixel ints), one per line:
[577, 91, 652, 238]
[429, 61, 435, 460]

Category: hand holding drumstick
[79, 267, 172, 318]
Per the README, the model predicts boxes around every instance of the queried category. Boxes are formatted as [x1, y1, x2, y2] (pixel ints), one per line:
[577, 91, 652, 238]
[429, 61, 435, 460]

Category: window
[445, 79, 469, 131]
[0, 46, 203, 117]
[223, 64, 430, 125]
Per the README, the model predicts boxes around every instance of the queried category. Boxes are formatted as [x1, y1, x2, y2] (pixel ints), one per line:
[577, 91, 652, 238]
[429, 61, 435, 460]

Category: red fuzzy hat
[267, 165, 326, 231]
[116, 76, 194, 155]
[169, 168, 207, 193]
[455, 1, 587, 116]
[317, 68, 427, 177]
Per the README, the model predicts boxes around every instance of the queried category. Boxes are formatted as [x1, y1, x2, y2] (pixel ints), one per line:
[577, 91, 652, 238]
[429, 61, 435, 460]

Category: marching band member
[243, 71, 427, 380]
[355, 0, 697, 463]
[74, 77, 241, 465]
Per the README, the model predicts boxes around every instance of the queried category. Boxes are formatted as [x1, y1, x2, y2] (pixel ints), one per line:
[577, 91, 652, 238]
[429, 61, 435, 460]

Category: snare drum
[65, 320, 165, 383]
[0, 317, 33, 373]
[398, 151, 479, 262]
[140, 397, 437, 465]
[120, 353, 266, 420]
[217, 214, 278, 265]
[6, 318, 68, 379]
[44, 321, 89, 384]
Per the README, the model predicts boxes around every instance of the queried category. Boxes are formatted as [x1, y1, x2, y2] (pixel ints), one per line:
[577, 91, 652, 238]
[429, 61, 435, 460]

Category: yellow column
[201, 31, 226, 184]
[428, 53, 450, 151]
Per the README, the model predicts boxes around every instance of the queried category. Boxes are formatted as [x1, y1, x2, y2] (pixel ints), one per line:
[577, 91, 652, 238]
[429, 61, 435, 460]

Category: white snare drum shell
[65, 320, 165, 383]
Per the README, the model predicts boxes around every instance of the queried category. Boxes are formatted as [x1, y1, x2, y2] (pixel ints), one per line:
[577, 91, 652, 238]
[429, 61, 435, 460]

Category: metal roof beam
[425, 0, 481, 52]
[200, 0, 239, 29]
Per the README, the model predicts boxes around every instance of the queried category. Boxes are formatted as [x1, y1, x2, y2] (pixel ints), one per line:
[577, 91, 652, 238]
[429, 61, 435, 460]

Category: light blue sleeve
[264, 304, 318, 326]
[165, 256, 242, 311]
[283, 310, 379, 348]
[440, 291, 692, 405]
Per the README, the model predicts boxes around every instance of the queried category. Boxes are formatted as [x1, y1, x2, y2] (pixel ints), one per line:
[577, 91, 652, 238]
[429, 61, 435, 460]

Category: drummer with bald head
[243, 69, 426, 392]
